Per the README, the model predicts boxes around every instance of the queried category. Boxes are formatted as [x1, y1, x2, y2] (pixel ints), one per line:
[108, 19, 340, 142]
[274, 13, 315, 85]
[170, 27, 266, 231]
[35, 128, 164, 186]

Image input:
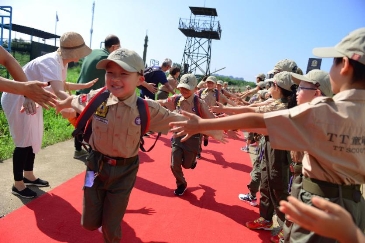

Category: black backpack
[72, 87, 160, 152]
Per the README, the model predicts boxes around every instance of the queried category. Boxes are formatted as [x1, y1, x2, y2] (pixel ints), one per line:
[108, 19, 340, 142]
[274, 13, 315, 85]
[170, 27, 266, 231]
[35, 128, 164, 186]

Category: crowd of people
[0, 27, 364, 243]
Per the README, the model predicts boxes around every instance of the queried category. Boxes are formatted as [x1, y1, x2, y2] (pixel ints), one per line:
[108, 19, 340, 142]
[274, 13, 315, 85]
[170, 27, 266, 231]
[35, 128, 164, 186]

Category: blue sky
[2, 0, 365, 81]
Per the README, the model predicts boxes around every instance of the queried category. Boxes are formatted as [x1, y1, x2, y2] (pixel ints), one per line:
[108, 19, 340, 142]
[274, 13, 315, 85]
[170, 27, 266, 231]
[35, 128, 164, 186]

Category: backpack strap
[198, 89, 204, 98]
[137, 97, 161, 152]
[215, 88, 220, 102]
[72, 87, 110, 138]
[193, 94, 202, 117]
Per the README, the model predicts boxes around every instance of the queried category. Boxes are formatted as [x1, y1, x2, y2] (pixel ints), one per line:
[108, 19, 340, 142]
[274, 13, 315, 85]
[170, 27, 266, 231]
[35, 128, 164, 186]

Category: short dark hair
[104, 35, 120, 48]
[334, 57, 365, 83]
[169, 66, 180, 76]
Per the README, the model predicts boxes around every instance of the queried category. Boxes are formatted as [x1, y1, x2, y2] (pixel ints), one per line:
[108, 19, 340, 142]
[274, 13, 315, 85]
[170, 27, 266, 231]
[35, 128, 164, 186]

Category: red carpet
[0, 134, 272, 243]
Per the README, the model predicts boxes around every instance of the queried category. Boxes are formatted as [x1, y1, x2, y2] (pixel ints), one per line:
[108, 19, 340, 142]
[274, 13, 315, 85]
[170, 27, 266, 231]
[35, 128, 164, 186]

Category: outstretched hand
[146, 83, 157, 93]
[83, 78, 99, 88]
[279, 196, 358, 242]
[170, 111, 202, 142]
[23, 81, 57, 109]
[210, 102, 225, 113]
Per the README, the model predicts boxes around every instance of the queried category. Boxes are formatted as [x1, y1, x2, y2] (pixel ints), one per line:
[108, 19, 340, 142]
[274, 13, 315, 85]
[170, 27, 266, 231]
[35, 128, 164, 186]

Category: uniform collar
[106, 92, 138, 107]
[179, 94, 195, 105]
[332, 89, 365, 102]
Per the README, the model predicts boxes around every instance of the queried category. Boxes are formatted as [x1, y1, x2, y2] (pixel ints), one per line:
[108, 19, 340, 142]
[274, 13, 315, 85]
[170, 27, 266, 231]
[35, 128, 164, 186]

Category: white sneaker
[240, 147, 249, 153]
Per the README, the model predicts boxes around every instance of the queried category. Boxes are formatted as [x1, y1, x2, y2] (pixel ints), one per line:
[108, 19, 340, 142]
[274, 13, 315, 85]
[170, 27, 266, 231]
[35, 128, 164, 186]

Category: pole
[90, 1, 95, 47]
[54, 11, 58, 46]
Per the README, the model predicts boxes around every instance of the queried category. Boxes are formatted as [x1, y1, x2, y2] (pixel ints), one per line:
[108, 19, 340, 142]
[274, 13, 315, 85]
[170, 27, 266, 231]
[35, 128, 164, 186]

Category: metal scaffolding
[179, 6, 221, 76]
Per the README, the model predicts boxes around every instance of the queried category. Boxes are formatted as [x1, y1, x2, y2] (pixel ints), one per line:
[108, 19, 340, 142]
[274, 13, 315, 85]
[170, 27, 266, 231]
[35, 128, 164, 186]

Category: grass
[0, 66, 80, 161]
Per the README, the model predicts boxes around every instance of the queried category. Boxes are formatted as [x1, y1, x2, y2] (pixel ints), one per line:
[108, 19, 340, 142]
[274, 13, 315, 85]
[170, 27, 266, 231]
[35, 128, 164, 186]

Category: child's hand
[20, 97, 39, 115]
[83, 78, 98, 89]
[210, 102, 224, 113]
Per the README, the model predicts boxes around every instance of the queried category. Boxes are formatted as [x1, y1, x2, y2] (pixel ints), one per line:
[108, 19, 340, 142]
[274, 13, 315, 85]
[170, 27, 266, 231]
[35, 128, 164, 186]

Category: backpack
[173, 94, 202, 117]
[198, 88, 220, 102]
[137, 66, 163, 89]
[72, 87, 160, 152]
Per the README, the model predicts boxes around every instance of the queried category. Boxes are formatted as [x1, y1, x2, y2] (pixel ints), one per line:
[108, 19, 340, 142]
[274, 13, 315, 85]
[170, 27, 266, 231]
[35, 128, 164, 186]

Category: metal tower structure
[0, 6, 13, 52]
[178, 6, 221, 76]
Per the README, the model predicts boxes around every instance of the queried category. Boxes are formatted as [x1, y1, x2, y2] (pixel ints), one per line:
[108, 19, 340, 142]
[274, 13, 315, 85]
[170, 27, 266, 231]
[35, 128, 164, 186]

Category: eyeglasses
[297, 86, 317, 92]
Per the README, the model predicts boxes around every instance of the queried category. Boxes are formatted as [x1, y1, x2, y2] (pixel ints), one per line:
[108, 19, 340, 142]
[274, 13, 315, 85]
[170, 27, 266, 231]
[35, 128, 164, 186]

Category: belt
[302, 177, 362, 202]
[102, 154, 137, 166]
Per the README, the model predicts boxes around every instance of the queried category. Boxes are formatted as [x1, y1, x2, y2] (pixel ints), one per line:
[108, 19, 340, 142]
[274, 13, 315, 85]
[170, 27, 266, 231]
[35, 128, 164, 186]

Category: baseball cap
[312, 27, 365, 65]
[177, 74, 197, 91]
[256, 73, 266, 80]
[291, 70, 333, 97]
[273, 59, 298, 73]
[96, 48, 144, 75]
[206, 76, 217, 83]
[217, 80, 224, 85]
[273, 71, 294, 91]
[257, 81, 267, 89]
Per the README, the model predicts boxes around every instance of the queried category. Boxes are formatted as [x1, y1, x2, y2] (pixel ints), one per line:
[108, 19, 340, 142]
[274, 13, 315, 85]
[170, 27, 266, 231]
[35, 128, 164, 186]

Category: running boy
[170, 27, 365, 243]
[56, 48, 222, 243]
[158, 73, 215, 195]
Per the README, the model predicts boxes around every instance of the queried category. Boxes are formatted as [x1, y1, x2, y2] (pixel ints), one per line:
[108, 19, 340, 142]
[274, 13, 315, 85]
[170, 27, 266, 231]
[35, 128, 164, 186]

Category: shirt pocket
[125, 125, 141, 150]
[92, 121, 109, 144]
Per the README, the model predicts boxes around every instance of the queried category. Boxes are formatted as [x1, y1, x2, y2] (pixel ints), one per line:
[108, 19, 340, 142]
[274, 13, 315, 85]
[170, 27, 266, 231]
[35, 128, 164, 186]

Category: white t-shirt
[1, 52, 67, 153]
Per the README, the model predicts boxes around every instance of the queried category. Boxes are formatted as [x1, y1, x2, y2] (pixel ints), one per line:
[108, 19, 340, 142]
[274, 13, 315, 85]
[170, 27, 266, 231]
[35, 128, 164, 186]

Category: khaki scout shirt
[254, 98, 288, 113]
[71, 90, 184, 158]
[198, 88, 229, 107]
[161, 94, 215, 119]
[159, 74, 177, 92]
[264, 89, 365, 185]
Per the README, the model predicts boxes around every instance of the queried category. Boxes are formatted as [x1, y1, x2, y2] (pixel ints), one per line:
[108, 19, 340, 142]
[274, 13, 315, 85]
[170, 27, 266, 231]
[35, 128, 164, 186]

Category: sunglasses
[297, 86, 317, 92]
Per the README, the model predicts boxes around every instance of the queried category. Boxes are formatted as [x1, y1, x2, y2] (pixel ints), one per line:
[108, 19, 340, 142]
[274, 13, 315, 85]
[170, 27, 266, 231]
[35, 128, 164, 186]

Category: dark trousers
[81, 153, 139, 243]
[247, 139, 263, 196]
[171, 135, 200, 187]
[13, 146, 35, 181]
[259, 137, 290, 224]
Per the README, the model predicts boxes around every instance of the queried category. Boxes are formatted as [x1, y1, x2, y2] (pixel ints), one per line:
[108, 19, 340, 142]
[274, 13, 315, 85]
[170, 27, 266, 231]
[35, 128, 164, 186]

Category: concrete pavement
[0, 139, 86, 217]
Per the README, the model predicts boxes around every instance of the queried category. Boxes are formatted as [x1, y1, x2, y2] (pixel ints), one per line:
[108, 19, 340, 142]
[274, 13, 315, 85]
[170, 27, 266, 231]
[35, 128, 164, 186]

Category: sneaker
[74, 149, 89, 159]
[196, 153, 201, 159]
[250, 142, 258, 147]
[246, 217, 273, 230]
[203, 138, 209, 146]
[23, 178, 49, 187]
[238, 193, 258, 206]
[240, 147, 249, 153]
[11, 186, 37, 199]
[270, 229, 284, 243]
[191, 161, 197, 169]
[174, 184, 187, 196]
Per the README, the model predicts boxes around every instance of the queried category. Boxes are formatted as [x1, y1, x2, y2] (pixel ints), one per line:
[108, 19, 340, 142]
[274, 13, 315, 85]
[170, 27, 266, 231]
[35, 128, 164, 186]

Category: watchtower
[178, 6, 221, 76]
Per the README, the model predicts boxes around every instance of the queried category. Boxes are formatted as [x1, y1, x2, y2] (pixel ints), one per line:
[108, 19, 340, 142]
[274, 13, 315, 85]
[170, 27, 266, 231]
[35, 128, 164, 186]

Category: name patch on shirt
[93, 115, 108, 124]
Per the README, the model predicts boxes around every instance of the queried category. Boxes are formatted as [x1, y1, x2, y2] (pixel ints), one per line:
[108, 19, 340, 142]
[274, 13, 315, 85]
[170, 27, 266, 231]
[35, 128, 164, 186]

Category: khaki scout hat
[291, 70, 333, 97]
[312, 27, 365, 65]
[206, 76, 217, 83]
[273, 71, 294, 91]
[273, 59, 298, 73]
[177, 74, 197, 91]
[256, 73, 266, 80]
[217, 80, 224, 85]
[58, 32, 91, 60]
[96, 48, 144, 75]
[257, 81, 267, 89]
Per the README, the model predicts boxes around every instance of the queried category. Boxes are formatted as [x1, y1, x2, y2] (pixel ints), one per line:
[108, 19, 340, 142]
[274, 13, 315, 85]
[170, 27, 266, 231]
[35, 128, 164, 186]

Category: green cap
[273, 71, 294, 91]
[291, 70, 332, 97]
[312, 27, 365, 65]
[96, 48, 144, 75]
[206, 76, 217, 83]
[177, 74, 197, 91]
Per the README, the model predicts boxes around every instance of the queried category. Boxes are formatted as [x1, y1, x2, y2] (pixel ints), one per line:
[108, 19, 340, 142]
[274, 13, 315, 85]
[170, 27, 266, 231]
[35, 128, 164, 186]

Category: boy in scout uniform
[56, 48, 222, 243]
[282, 69, 333, 243]
[170, 27, 365, 243]
[158, 74, 215, 195]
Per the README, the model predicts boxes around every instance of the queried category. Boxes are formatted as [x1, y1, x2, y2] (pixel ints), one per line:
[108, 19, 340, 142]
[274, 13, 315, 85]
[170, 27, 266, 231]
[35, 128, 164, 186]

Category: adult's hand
[23, 81, 57, 109]
[146, 83, 157, 93]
